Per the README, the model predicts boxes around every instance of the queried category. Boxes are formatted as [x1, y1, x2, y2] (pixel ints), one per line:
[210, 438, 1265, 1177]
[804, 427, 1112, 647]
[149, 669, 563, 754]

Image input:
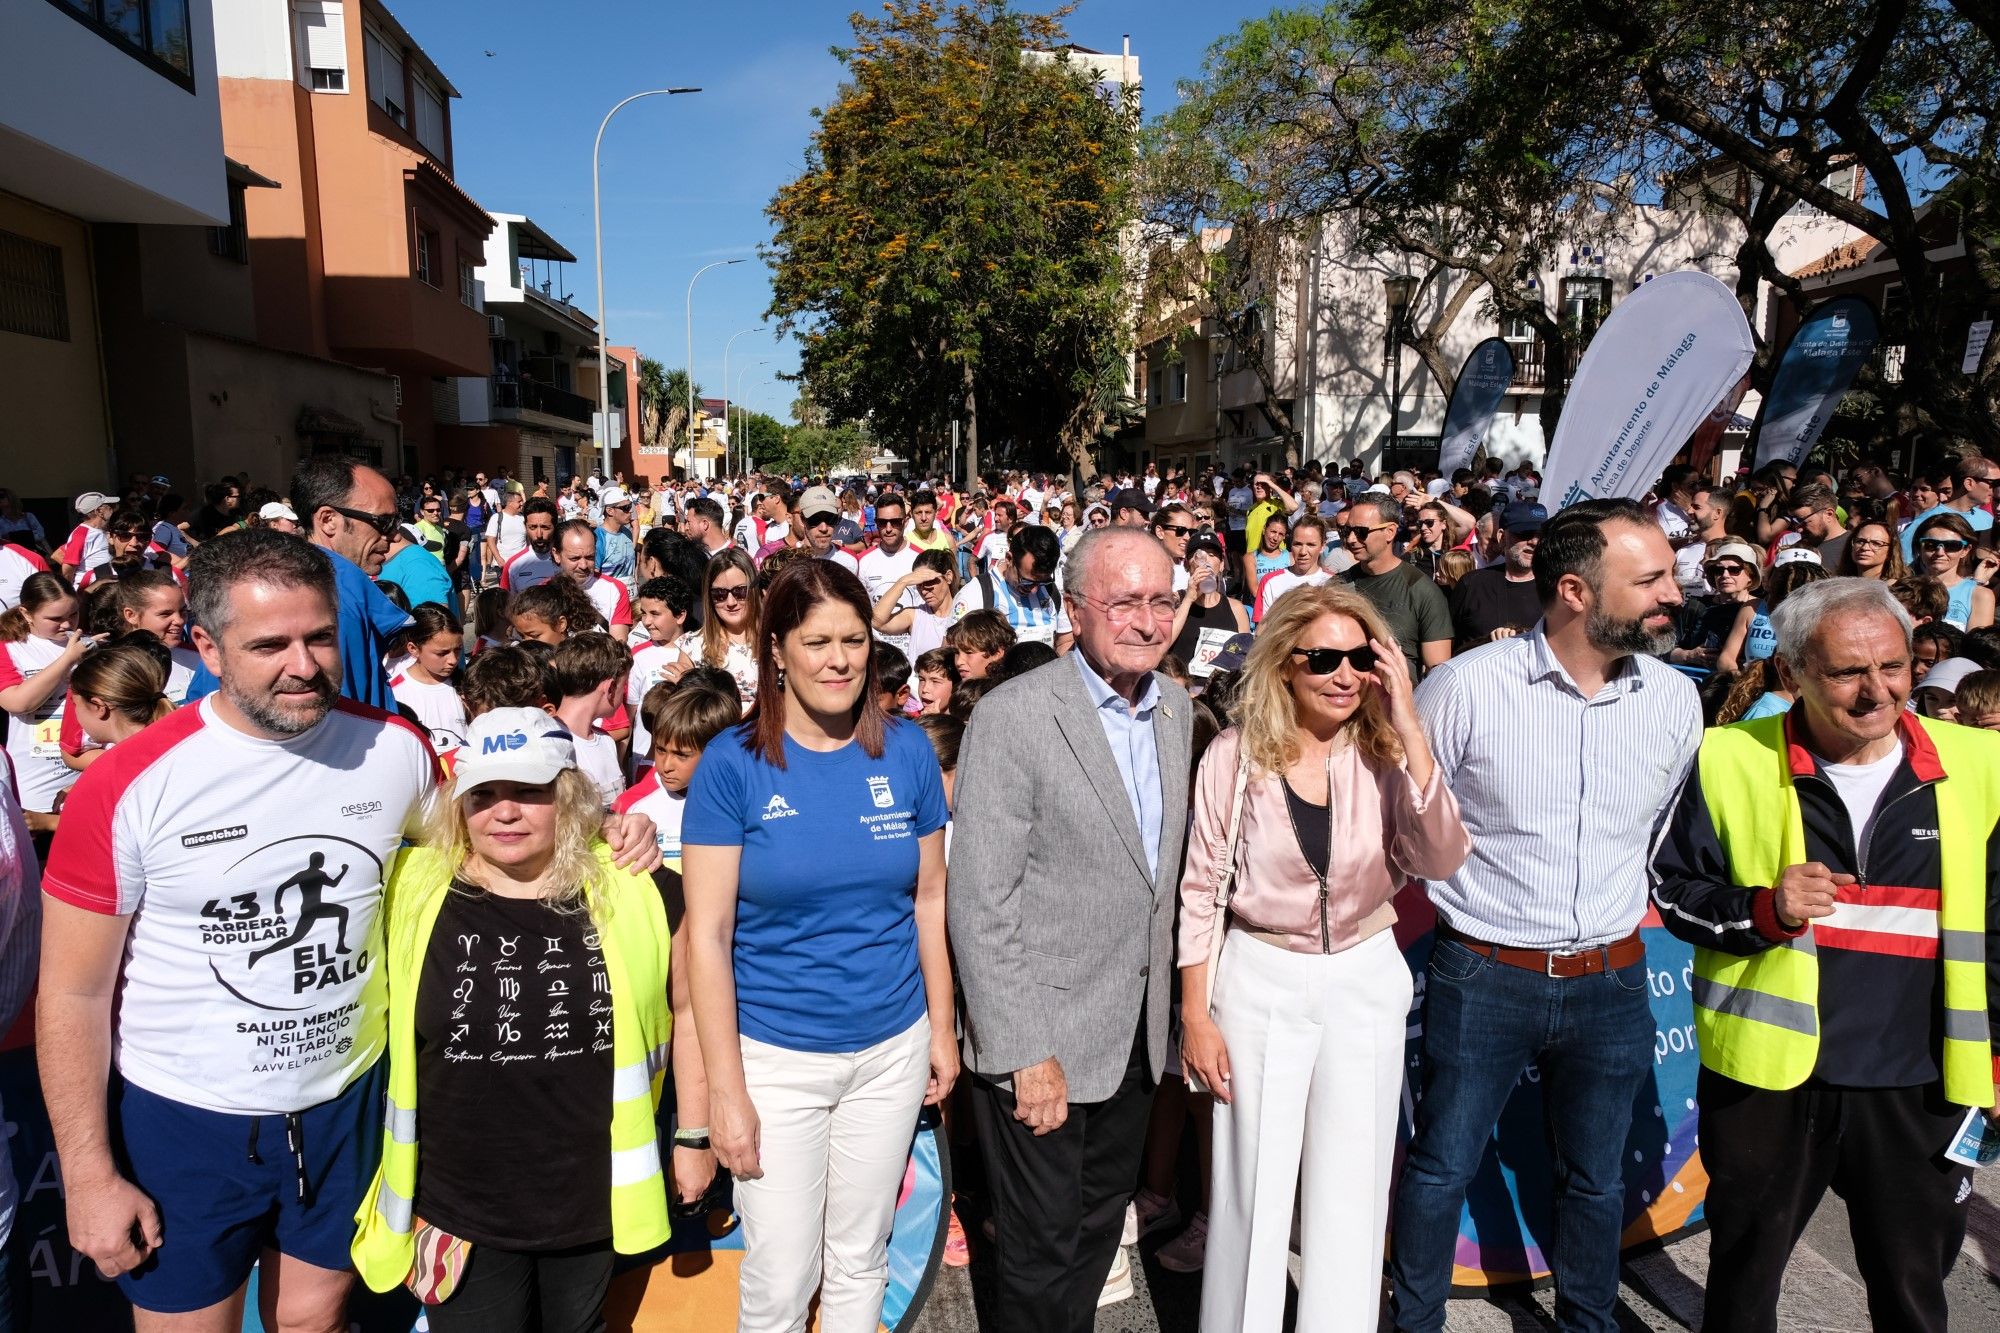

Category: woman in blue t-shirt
[683, 559, 954, 1332]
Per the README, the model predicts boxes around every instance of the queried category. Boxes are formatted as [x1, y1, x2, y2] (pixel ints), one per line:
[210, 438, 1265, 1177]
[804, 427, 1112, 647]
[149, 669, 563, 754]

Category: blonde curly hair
[418, 768, 612, 917]
[1231, 583, 1406, 777]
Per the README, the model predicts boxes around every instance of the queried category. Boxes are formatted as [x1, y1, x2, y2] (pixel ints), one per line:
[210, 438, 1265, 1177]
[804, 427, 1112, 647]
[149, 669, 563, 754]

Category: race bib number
[30, 715, 63, 759]
[1190, 627, 1236, 678]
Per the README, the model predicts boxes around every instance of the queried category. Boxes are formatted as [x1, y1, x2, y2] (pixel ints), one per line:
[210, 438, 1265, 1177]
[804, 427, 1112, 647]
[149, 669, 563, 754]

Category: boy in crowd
[946, 608, 1014, 682]
[627, 575, 697, 769]
[544, 634, 630, 809]
[913, 647, 956, 716]
[615, 680, 741, 874]
[875, 641, 914, 716]
[457, 643, 548, 720]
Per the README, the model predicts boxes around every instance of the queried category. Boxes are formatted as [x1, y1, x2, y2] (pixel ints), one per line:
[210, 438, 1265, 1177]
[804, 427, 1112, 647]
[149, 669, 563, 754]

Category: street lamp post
[732, 361, 768, 471]
[593, 86, 700, 481]
[1382, 273, 1419, 466]
[721, 327, 759, 478]
[685, 259, 744, 479]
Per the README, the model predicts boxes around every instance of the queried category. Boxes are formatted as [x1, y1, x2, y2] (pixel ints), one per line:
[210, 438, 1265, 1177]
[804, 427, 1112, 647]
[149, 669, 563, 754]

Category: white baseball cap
[1919, 657, 1983, 697]
[259, 501, 299, 523]
[74, 490, 116, 514]
[452, 708, 577, 799]
[599, 485, 630, 507]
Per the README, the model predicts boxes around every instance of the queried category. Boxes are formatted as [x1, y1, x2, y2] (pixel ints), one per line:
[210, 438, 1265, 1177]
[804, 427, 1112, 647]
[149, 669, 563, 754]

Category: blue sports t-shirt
[683, 719, 948, 1053]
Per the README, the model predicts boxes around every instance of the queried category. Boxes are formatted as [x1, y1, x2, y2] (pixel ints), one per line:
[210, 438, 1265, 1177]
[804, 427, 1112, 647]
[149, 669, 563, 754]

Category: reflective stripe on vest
[350, 846, 672, 1292]
[1693, 714, 1999, 1105]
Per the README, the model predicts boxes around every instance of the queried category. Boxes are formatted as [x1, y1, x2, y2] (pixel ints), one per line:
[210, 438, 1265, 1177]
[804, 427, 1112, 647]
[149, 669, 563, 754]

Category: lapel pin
[1163, 706, 1174, 719]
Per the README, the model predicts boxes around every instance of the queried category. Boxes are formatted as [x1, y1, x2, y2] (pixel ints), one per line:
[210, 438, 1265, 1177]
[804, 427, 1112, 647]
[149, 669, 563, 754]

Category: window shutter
[295, 1, 346, 75]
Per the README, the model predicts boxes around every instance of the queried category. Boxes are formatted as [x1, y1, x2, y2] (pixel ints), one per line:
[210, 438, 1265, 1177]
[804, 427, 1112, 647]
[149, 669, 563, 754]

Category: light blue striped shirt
[1073, 651, 1163, 880]
[1416, 625, 1701, 950]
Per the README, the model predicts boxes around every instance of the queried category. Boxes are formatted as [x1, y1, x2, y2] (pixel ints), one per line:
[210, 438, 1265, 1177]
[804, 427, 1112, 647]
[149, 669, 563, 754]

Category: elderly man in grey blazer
[950, 525, 1192, 1332]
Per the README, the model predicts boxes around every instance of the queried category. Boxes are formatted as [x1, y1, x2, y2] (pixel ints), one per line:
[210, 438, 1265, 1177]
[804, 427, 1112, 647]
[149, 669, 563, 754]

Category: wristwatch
[672, 1127, 711, 1150]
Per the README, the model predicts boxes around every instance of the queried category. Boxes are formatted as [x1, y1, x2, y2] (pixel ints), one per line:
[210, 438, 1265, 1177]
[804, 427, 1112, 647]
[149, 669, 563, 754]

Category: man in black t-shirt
[441, 493, 474, 596]
[1450, 502, 1546, 652]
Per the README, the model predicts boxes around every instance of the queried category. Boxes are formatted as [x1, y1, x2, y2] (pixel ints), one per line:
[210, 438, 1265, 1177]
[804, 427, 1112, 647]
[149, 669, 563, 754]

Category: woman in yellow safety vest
[351, 706, 671, 1332]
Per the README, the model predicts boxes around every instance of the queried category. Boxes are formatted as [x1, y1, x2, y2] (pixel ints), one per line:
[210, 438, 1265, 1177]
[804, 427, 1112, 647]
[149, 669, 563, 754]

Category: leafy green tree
[765, 0, 1139, 478]
[735, 411, 789, 471]
[638, 360, 701, 454]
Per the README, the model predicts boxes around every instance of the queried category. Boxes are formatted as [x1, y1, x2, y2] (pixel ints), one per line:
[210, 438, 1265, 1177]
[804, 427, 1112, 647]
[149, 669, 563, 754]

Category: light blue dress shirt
[1073, 651, 1164, 879]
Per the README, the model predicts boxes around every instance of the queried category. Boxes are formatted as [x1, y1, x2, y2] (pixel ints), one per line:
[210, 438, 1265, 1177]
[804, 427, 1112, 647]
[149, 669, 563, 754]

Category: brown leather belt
[1437, 924, 1644, 978]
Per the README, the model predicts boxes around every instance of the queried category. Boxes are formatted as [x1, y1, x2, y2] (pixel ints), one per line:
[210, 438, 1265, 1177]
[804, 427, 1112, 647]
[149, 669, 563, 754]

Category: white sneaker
[1132, 1187, 1182, 1240]
[1155, 1211, 1208, 1273]
[1098, 1246, 1134, 1308]
[1120, 1201, 1139, 1246]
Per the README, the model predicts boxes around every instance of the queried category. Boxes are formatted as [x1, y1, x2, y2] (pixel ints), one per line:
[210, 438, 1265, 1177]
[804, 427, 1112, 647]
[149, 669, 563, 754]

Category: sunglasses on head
[1291, 645, 1377, 675]
[709, 584, 750, 604]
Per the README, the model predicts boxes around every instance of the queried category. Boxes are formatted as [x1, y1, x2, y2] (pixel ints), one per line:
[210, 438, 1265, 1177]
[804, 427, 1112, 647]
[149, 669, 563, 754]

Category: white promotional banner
[1541, 271, 1756, 510]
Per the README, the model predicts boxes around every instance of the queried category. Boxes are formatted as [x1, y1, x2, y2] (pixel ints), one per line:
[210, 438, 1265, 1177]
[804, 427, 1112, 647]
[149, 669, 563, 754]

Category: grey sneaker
[1155, 1211, 1209, 1273]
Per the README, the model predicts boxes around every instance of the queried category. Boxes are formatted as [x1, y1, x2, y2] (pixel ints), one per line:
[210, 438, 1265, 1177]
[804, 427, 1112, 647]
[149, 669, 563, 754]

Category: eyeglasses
[1785, 510, 1820, 525]
[1338, 523, 1394, 542]
[709, 584, 751, 604]
[329, 505, 400, 537]
[1918, 538, 1970, 553]
[1291, 645, 1377, 675]
[1074, 592, 1178, 622]
[1849, 537, 1891, 550]
[1155, 523, 1196, 539]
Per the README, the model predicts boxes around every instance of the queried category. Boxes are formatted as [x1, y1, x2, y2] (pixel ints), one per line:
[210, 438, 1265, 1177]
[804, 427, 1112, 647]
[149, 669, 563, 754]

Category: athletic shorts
[111, 1059, 385, 1313]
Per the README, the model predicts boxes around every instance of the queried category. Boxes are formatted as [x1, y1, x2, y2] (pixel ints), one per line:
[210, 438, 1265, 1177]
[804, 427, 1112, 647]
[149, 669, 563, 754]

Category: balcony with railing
[492, 378, 593, 427]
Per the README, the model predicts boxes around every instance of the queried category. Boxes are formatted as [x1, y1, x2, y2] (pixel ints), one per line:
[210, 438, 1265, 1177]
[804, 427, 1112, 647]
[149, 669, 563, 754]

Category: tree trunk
[963, 362, 980, 485]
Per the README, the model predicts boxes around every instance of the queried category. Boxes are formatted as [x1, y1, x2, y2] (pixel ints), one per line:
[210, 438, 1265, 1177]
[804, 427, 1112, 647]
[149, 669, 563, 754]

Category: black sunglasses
[330, 505, 400, 536]
[1155, 523, 1196, 539]
[1291, 645, 1377, 675]
[709, 584, 751, 604]
[1338, 523, 1394, 541]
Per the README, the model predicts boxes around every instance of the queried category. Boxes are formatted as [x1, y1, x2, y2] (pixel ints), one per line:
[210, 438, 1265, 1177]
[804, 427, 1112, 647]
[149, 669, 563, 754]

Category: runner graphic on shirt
[248, 850, 352, 967]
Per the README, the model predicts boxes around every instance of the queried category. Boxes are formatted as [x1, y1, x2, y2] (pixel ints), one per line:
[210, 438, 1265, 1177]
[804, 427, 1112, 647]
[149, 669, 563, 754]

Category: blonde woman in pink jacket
[1178, 584, 1470, 1332]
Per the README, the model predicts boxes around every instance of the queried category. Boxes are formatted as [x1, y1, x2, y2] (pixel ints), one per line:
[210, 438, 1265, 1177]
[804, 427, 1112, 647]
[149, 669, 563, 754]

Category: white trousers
[734, 1016, 931, 1333]
[1200, 928, 1413, 1332]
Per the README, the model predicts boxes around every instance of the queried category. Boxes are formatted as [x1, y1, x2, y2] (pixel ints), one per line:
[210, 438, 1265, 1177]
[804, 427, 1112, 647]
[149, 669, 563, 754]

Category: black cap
[1501, 501, 1548, 536]
[1211, 632, 1256, 673]
[1110, 487, 1154, 516]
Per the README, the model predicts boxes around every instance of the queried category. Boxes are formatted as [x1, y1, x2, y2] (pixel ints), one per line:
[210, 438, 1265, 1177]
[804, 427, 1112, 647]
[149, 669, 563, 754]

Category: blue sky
[395, 0, 1264, 424]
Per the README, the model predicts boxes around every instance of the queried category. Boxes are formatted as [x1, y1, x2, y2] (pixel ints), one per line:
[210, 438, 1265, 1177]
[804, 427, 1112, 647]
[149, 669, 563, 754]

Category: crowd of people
[0, 444, 1996, 1333]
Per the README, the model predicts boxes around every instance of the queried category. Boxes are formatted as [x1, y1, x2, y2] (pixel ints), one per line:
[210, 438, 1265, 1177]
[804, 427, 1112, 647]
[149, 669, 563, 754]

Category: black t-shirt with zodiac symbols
[414, 883, 613, 1248]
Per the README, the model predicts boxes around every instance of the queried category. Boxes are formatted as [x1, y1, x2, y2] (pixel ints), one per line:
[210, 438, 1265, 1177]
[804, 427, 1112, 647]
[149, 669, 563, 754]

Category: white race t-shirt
[0, 545, 50, 611]
[578, 574, 633, 631]
[613, 768, 686, 870]
[626, 638, 691, 761]
[0, 636, 77, 812]
[500, 546, 558, 591]
[43, 697, 436, 1113]
[485, 512, 528, 561]
[390, 672, 469, 755]
[574, 729, 625, 810]
[1254, 567, 1330, 622]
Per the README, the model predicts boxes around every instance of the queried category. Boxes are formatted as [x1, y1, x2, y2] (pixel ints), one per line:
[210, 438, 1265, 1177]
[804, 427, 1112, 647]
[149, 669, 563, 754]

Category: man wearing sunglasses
[795, 485, 861, 573]
[1447, 502, 1547, 652]
[1900, 453, 1998, 563]
[1777, 482, 1851, 570]
[289, 456, 413, 712]
[950, 523, 1068, 651]
[1336, 496, 1452, 679]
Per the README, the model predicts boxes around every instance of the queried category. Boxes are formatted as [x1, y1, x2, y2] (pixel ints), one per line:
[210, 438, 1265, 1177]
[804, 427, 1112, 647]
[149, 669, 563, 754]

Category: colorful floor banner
[1751, 296, 1880, 469]
[1541, 271, 1755, 510]
[1391, 885, 1707, 1290]
[1437, 338, 1517, 477]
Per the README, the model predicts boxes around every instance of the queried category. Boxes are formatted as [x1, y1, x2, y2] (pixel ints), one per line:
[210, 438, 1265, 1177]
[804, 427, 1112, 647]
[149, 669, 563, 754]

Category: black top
[1282, 780, 1331, 882]
[441, 519, 474, 584]
[1170, 594, 1237, 665]
[1448, 566, 1543, 652]
[414, 883, 614, 1248]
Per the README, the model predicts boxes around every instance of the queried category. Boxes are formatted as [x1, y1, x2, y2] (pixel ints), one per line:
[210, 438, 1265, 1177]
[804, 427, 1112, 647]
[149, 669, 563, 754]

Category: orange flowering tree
[765, 0, 1138, 477]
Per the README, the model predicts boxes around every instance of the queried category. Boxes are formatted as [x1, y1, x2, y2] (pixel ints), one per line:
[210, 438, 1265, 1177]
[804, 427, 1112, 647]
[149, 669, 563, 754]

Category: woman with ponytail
[68, 636, 176, 748]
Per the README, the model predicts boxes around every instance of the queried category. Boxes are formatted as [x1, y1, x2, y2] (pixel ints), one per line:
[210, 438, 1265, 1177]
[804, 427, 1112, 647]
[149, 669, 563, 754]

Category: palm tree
[638, 359, 702, 452]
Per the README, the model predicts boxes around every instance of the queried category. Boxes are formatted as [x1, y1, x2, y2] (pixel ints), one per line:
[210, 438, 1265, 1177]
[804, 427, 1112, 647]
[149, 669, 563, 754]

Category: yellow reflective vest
[351, 843, 672, 1291]
[1692, 714, 2000, 1106]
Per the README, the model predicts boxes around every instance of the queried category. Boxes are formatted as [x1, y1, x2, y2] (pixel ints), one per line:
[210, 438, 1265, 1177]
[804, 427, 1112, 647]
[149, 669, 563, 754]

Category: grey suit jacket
[948, 654, 1193, 1103]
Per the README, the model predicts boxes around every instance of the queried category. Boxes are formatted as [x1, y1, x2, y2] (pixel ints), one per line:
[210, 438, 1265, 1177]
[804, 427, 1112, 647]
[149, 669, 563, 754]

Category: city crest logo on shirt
[867, 775, 895, 809]
[762, 794, 798, 821]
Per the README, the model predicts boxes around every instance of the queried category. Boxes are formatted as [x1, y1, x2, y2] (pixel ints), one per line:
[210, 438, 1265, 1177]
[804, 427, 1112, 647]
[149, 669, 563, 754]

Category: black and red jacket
[1652, 712, 2000, 1088]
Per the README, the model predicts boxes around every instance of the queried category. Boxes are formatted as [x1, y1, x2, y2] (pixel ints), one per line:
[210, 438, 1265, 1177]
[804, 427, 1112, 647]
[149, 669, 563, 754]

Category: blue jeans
[1388, 937, 1656, 1333]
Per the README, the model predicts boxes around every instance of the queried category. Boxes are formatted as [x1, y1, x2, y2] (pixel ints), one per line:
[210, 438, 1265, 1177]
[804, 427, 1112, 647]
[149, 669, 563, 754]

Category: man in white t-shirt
[555, 518, 634, 641]
[483, 488, 528, 577]
[498, 498, 560, 590]
[858, 493, 920, 653]
[39, 529, 664, 1323]
[796, 485, 860, 573]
